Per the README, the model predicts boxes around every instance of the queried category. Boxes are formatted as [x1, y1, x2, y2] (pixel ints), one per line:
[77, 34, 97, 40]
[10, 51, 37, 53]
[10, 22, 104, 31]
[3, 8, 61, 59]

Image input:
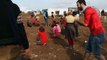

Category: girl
[31, 15, 40, 26]
[51, 21, 61, 39]
[34, 16, 40, 26]
[37, 26, 48, 46]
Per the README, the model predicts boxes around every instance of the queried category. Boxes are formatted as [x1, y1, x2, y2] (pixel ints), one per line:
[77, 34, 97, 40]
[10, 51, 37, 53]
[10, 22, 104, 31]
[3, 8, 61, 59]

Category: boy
[65, 11, 75, 49]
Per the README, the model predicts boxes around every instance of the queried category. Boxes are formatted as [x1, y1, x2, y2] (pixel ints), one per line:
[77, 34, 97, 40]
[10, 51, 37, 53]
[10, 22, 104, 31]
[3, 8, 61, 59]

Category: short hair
[77, 0, 86, 5]
[39, 26, 45, 32]
[73, 11, 77, 16]
[68, 11, 72, 15]
[51, 21, 57, 27]
[51, 12, 54, 14]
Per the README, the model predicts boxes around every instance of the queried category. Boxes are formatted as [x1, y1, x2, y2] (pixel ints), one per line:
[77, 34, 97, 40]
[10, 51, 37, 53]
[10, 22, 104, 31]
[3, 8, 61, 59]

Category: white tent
[48, 8, 68, 16]
[104, 9, 107, 12]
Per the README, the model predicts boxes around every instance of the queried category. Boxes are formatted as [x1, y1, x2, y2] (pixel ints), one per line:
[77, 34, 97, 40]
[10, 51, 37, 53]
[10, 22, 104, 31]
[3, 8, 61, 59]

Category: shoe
[69, 46, 73, 50]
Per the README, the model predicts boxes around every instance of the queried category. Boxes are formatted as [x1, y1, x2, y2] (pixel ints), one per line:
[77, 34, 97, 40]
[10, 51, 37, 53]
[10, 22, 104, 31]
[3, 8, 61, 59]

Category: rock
[32, 54, 38, 58]
[53, 55, 56, 58]
[49, 53, 51, 55]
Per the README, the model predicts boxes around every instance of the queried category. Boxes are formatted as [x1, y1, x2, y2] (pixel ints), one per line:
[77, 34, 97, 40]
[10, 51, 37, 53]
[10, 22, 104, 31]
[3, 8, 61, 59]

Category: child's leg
[52, 34, 57, 39]
[43, 43, 47, 46]
[68, 39, 74, 46]
[45, 19, 48, 26]
[46, 21, 48, 26]
[76, 26, 79, 36]
[68, 38, 74, 49]
[36, 37, 42, 45]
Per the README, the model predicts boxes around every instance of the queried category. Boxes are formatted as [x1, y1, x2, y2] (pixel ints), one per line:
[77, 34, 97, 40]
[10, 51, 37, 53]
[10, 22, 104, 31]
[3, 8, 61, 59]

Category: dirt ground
[18, 13, 107, 60]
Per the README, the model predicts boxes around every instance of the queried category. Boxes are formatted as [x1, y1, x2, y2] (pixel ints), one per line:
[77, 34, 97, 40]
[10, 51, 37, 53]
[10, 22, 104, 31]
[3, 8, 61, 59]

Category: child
[51, 12, 55, 25]
[27, 20, 32, 27]
[34, 16, 40, 26]
[51, 21, 61, 39]
[17, 14, 23, 24]
[61, 11, 67, 28]
[31, 15, 40, 26]
[73, 11, 80, 37]
[37, 26, 48, 46]
[51, 12, 55, 19]
[31, 15, 35, 25]
[65, 11, 75, 49]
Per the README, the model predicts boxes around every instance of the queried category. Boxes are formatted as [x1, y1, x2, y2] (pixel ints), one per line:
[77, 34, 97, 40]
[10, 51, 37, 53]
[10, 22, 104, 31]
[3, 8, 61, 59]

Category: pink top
[52, 24, 61, 35]
[31, 18, 35, 23]
[56, 24, 61, 33]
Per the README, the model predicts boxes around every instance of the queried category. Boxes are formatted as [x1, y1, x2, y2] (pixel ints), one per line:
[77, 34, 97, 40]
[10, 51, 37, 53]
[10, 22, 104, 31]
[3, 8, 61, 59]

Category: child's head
[53, 20, 56, 23]
[39, 26, 45, 32]
[51, 12, 54, 14]
[67, 10, 73, 15]
[51, 21, 57, 28]
[56, 21, 59, 24]
[73, 11, 78, 16]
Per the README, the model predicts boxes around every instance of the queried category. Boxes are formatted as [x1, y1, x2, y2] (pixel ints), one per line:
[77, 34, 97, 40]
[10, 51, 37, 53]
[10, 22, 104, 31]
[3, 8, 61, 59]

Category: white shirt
[65, 15, 75, 23]
[75, 14, 79, 21]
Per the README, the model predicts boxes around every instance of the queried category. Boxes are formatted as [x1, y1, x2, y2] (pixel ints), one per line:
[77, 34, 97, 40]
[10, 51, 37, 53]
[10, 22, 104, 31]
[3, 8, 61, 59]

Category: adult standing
[76, 0, 105, 60]
[0, 0, 30, 60]
[43, 9, 49, 26]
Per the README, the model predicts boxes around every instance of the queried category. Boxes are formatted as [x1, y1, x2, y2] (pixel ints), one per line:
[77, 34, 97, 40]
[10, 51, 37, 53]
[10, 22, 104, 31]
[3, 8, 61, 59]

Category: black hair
[63, 11, 67, 16]
[39, 26, 45, 32]
[77, 0, 86, 5]
[73, 11, 79, 16]
[51, 21, 57, 28]
[51, 12, 54, 14]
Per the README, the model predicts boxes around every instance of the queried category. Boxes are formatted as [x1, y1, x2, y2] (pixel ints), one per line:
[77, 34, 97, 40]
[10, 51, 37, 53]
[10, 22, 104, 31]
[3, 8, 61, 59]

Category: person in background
[27, 20, 32, 27]
[17, 13, 23, 24]
[51, 12, 55, 24]
[35, 16, 40, 26]
[37, 26, 48, 46]
[65, 11, 75, 49]
[43, 9, 49, 26]
[61, 11, 67, 28]
[76, 0, 105, 60]
[51, 12, 55, 19]
[31, 15, 36, 25]
[51, 21, 61, 39]
[73, 11, 80, 37]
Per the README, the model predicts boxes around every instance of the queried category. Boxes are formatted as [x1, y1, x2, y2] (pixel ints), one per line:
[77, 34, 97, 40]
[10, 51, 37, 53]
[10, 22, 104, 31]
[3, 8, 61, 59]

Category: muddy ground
[17, 13, 107, 60]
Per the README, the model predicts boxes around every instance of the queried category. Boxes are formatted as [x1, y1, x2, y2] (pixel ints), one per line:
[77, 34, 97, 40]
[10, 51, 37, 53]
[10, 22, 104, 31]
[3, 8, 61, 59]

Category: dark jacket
[0, 0, 29, 49]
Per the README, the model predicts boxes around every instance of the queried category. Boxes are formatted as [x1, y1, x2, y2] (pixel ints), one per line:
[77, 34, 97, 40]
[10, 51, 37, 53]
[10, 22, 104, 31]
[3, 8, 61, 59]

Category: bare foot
[43, 43, 47, 46]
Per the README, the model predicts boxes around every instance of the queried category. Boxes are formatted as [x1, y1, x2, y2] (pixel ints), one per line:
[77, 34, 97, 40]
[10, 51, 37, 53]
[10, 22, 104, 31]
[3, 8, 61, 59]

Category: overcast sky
[12, 0, 107, 11]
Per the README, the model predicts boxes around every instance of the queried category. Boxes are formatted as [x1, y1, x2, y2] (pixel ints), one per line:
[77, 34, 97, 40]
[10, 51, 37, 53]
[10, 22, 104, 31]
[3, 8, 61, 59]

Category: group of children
[36, 21, 61, 46]
[35, 10, 80, 48]
[27, 14, 40, 27]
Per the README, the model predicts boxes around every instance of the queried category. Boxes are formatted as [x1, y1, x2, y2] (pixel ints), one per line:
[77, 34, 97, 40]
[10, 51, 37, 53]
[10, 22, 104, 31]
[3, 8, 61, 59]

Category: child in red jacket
[36, 26, 48, 46]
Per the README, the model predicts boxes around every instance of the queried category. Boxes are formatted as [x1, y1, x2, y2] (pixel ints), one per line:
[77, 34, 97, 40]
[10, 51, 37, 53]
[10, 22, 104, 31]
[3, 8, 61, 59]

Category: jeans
[86, 33, 105, 58]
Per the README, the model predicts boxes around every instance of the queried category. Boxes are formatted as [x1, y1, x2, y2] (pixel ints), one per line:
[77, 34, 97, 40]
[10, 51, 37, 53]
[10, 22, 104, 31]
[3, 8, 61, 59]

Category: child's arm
[36, 32, 40, 41]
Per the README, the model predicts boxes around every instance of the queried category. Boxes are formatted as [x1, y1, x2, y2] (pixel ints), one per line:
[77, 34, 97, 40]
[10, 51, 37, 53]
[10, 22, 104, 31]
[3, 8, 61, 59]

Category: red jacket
[84, 7, 104, 35]
[38, 31, 48, 43]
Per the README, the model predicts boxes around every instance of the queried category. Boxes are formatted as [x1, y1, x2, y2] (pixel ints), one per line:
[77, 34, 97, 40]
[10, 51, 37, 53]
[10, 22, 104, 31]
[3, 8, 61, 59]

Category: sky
[12, 0, 107, 11]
